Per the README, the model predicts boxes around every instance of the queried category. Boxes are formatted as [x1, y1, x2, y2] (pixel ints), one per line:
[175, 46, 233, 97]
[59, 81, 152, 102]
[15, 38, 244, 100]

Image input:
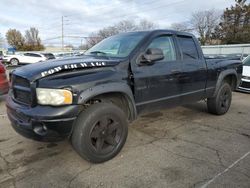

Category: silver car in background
[238, 55, 250, 93]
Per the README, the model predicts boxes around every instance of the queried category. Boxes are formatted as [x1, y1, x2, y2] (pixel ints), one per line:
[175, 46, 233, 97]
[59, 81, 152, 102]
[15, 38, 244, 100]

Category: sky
[0, 0, 241, 47]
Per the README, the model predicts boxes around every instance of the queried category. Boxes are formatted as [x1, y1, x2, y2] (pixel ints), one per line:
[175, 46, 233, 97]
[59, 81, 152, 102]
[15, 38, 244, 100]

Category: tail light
[0, 63, 6, 73]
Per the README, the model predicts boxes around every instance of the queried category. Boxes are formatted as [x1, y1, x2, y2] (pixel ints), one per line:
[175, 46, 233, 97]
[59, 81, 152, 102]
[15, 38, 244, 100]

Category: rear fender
[213, 69, 237, 97]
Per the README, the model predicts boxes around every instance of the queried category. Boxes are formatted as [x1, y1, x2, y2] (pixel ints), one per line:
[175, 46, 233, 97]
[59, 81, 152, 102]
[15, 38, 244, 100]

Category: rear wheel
[72, 102, 128, 163]
[207, 82, 232, 115]
[10, 58, 19, 66]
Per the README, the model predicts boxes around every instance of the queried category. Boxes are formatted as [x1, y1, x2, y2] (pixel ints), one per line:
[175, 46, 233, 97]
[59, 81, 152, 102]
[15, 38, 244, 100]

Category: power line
[43, 36, 61, 41]
[40, 1, 191, 46]
[58, 0, 189, 38]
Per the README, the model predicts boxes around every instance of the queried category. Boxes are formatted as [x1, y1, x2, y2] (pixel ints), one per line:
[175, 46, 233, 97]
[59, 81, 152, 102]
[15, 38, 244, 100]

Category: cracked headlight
[36, 88, 73, 106]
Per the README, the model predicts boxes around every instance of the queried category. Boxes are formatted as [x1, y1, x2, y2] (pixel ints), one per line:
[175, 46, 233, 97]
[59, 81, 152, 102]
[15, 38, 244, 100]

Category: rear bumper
[0, 74, 9, 95]
[2, 59, 10, 64]
[6, 94, 82, 142]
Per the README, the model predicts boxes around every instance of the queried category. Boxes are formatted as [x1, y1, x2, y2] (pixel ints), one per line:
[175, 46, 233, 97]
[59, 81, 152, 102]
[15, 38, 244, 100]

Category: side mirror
[140, 48, 164, 65]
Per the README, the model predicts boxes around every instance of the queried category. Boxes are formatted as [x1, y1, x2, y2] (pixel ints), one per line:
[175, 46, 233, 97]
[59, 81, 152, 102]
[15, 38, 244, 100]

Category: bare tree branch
[190, 9, 220, 45]
[84, 19, 158, 48]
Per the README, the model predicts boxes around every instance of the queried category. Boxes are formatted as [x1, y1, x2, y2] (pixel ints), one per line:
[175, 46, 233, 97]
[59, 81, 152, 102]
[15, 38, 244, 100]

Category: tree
[85, 19, 158, 48]
[170, 22, 190, 32]
[190, 9, 220, 45]
[214, 0, 250, 44]
[5, 29, 25, 50]
[78, 43, 89, 50]
[137, 19, 156, 30]
[6, 28, 45, 51]
[85, 35, 103, 49]
[24, 27, 44, 51]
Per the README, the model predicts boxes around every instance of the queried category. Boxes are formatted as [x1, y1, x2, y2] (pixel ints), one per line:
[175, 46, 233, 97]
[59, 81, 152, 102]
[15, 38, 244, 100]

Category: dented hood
[13, 56, 121, 81]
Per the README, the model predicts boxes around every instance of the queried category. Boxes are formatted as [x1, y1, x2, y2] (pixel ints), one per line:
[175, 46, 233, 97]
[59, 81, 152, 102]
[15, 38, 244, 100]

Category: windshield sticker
[40, 62, 106, 78]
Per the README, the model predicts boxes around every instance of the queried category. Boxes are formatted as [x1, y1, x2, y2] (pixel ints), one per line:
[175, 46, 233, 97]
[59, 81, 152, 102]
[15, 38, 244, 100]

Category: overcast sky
[0, 0, 242, 47]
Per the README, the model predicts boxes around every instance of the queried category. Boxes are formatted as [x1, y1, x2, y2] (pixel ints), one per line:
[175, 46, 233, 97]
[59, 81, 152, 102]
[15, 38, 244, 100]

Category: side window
[147, 36, 176, 62]
[29, 53, 41, 57]
[177, 36, 199, 60]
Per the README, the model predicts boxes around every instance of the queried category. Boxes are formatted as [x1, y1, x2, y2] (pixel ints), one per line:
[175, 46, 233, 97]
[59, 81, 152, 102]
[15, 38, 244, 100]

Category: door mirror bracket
[140, 48, 164, 65]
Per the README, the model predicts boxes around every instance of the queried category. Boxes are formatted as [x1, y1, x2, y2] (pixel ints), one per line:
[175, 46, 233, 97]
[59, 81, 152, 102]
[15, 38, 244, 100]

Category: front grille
[14, 89, 32, 104]
[12, 75, 32, 105]
[14, 76, 30, 87]
[240, 81, 250, 89]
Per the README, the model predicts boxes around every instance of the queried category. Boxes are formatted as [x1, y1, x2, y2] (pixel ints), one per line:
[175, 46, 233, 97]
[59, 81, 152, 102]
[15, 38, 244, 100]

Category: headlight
[36, 88, 73, 106]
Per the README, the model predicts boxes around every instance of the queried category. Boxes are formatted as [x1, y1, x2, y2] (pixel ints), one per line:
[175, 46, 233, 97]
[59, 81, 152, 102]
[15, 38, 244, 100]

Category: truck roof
[117, 29, 194, 38]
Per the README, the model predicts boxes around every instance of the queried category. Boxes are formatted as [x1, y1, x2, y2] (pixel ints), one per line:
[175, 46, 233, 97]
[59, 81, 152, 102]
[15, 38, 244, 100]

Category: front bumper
[6, 95, 82, 142]
[238, 78, 250, 93]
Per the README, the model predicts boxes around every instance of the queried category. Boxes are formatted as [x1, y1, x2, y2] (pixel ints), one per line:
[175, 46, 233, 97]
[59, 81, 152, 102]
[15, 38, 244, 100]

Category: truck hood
[13, 56, 121, 81]
[243, 65, 250, 77]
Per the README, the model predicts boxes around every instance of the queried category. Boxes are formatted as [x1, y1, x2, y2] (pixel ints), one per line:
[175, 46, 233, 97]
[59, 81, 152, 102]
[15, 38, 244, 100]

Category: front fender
[77, 82, 137, 121]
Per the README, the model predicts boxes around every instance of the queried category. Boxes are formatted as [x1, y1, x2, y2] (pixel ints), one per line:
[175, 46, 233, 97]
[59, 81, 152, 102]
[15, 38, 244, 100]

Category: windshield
[85, 32, 147, 58]
[243, 56, 250, 66]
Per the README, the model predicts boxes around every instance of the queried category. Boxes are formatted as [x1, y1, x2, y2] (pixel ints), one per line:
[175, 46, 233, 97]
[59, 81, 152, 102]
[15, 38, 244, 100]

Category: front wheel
[207, 82, 232, 115]
[71, 102, 128, 163]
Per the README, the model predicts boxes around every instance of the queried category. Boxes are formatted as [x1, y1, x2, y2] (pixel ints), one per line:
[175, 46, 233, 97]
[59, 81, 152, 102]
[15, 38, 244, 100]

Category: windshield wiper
[89, 51, 107, 55]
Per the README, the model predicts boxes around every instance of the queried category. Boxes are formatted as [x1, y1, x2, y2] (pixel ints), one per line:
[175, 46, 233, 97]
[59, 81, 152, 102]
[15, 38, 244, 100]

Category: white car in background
[3, 52, 48, 65]
[238, 55, 250, 93]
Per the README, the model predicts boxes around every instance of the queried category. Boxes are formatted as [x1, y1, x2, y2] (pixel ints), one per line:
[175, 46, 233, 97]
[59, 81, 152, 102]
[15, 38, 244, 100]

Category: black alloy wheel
[90, 116, 122, 154]
[207, 82, 232, 115]
[72, 102, 128, 163]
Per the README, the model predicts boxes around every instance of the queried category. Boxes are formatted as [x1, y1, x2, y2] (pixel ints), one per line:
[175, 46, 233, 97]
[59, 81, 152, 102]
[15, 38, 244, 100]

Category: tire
[72, 102, 128, 163]
[207, 82, 232, 115]
[10, 58, 19, 66]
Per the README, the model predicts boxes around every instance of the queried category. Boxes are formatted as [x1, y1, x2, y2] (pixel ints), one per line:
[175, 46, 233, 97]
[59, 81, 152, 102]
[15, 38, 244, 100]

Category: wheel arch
[77, 83, 137, 121]
[213, 69, 237, 97]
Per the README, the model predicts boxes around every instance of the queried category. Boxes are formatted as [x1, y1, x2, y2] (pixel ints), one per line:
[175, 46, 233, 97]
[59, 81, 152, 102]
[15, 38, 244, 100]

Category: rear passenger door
[176, 35, 207, 103]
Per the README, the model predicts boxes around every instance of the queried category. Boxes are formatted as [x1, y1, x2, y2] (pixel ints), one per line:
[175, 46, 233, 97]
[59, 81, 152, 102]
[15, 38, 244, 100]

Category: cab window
[147, 36, 176, 62]
[177, 36, 199, 60]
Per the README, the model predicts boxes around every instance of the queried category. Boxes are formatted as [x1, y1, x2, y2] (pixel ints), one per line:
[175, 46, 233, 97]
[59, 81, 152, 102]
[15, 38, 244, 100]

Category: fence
[202, 44, 250, 56]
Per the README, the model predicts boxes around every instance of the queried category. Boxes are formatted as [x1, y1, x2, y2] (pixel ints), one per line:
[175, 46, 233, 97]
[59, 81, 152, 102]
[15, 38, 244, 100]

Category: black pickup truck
[6, 30, 242, 163]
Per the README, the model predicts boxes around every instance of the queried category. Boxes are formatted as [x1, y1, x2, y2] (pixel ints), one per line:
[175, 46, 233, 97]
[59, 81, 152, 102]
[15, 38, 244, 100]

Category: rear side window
[24, 53, 31, 56]
[30, 53, 42, 57]
[43, 53, 55, 59]
[24, 53, 41, 57]
[177, 36, 199, 60]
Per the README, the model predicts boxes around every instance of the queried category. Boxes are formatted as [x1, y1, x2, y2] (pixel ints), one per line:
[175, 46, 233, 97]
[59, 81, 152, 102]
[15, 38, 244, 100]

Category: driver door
[131, 35, 182, 114]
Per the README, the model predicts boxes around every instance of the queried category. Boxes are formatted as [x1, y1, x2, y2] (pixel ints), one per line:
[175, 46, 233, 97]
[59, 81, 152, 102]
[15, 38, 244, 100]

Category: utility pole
[61, 16, 64, 51]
